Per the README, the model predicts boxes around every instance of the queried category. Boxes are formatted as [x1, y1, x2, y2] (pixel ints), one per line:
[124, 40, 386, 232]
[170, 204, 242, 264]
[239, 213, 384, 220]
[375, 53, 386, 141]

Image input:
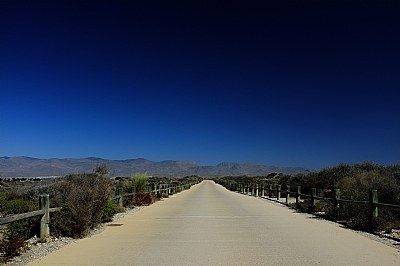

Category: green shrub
[216, 163, 400, 234]
[0, 198, 37, 216]
[101, 199, 123, 223]
[314, 200, 333, 215]
[5, 217, 40, 240]
[122, 194, 135, 207]
[50, 169, 113, 238]
[123, 173, 148, 193]
[339, 171, 400, 231]
[294, 199, 312, 213]
[336, 190, 369, 230]
[0, 197, 39, 240]
[0, 197, 38, 262]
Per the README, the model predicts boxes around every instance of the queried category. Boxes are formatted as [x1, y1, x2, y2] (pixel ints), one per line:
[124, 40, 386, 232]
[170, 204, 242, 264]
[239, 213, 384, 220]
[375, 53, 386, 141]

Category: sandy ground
[28, 180, 400, 265]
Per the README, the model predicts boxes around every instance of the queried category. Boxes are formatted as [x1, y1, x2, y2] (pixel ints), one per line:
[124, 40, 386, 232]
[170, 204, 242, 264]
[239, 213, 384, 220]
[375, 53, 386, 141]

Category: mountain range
[0, 156, 310, 178]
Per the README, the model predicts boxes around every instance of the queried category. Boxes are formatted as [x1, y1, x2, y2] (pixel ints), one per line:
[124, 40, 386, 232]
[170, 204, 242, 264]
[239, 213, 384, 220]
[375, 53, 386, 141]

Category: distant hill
[0, 156, 309, 177]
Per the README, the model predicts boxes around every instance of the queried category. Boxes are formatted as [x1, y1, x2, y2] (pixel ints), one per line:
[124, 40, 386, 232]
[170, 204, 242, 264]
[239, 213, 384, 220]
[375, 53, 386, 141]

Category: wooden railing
[0, 194, 61, 240]
[0, 181, 199, 240]
[111, 181, 196, 206]
[222, 182, 400, 232]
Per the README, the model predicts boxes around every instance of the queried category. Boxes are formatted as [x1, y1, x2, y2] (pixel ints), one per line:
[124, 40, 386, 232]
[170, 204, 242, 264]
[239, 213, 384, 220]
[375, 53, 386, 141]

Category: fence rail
[0, 194, 60, 240]
[0, 208, 61, 225]
[221, 181, 400, 232]
[111, 182, 194, 206]
[0, 181, 198, 240]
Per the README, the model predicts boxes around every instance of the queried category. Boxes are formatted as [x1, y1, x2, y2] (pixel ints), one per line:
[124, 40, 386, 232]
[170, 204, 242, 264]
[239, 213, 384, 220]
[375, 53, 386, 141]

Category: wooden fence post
[333, 189, 340, 219]
[116, 187, 123, 207]
[39, 194, 50, 240]
[369, 190, 378, 232]
[162, 184, 166, 197]
[310, 188, 316, 212]
[296, 186, 301, 208]
[132, 185, 136, 203]
[276, 185, 281, 201]
[286, 185, 290, 205]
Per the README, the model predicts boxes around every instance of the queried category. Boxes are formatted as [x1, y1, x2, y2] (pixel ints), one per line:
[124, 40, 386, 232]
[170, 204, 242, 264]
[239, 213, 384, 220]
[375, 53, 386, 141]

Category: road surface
[29, 180, 400, 265]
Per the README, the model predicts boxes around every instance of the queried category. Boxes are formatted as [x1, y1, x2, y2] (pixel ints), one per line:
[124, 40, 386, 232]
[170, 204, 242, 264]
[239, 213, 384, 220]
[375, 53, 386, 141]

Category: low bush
[101, 199, 124, 223]
[314, 200, 332, 215]
[293, 199, 312, 213]
[50, 167, 114, 238]
[0, 196, 38, 262]
[0, 235, 27, 263]
[0, 166, 123, 261]
[123, 173, 148, 193]
[135, 192, 155, 206]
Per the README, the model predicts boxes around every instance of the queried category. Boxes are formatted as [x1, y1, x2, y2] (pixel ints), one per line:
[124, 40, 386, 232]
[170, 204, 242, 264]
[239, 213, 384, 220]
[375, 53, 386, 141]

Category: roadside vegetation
[0, 166, 120, 262]
[215, 162, 400, 233]
[0, 168, 201, 262]
[0, 195, 39, 262]
[123, 173, 154, 206]
[49, 166, 118, 238]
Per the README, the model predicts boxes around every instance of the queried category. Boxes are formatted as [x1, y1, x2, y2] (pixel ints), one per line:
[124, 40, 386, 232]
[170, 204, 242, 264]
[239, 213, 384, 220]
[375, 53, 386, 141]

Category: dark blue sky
[1, 0, 400, 169]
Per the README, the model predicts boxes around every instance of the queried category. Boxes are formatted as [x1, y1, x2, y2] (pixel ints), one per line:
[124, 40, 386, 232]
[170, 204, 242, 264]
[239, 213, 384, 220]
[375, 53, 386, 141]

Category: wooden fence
[0, 194, 61, 240]
[0, 181, 197, 240]
[223, 182, 400, 232]
[111, 182, 195, 206]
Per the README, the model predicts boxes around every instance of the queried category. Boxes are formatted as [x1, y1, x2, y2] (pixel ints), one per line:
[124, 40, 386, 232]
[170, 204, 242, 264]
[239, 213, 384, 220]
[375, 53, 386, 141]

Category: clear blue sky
[1, 0, 399, 170]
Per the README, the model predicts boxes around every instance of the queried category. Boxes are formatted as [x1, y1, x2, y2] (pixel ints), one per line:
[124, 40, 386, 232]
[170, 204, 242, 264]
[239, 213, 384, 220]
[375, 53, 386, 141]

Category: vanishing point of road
[29, 180, 400, 265]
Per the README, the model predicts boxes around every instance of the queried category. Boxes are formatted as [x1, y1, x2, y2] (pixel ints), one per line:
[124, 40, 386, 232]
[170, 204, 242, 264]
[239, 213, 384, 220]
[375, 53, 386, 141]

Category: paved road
[29, 180, 400, 265]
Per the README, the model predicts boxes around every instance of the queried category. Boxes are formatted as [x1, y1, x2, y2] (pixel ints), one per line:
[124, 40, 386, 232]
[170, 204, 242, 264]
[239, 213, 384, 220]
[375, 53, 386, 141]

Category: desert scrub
[134, 192, 155, 206]
[123, 173, 149, 193]
[0, 195, 39, 262]
[101, 199, 124, 223]
[0, 234, 27, 263]
[50, 167, 113, 238]
[339, 171, 400, 231]
[123, 174, 157, 206]
[0, 196, 39, 237]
